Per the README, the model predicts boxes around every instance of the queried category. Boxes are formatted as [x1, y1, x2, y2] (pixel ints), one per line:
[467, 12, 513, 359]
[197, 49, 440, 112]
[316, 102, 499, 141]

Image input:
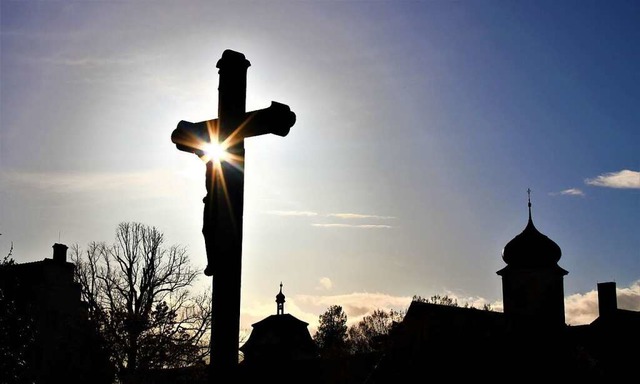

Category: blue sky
[1, 0, 638, 333]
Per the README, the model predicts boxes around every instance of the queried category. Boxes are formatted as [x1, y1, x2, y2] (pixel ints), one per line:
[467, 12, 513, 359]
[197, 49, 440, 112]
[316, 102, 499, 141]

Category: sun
[202, 141, 230, 163]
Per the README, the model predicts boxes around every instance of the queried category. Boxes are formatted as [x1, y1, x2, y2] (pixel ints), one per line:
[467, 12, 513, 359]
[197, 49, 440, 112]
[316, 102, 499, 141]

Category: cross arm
[171, 101, 296, 154]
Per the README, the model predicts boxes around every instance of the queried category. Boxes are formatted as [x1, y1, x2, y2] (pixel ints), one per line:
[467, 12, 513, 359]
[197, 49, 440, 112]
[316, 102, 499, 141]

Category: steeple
[276, 282, 286, 315]
[497, 189, 568, 333]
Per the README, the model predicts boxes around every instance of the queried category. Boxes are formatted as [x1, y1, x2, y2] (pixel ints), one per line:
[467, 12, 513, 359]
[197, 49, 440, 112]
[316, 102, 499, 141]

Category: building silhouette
[0, 243, 113, 384]
[498, 192, 568, 333]
[366, 197, 640, 382]
[240, 282, 318, 363]
[238, 283, 320, 382]
[3, 197, 638, 383]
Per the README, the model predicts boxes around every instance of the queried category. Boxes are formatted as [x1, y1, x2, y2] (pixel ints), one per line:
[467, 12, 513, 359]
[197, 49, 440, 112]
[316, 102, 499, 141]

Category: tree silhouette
[347, 309, 405, 354]
[71, 222, 211, 381]
[412, 294, 459, 307]
[314, 305, 349, 358]
[412, 294, 493, 311]
[0, 251, 35, 384]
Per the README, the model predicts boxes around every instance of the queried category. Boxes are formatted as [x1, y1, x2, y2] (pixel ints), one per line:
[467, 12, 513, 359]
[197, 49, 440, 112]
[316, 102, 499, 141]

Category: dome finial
[527, 188, 532, 222]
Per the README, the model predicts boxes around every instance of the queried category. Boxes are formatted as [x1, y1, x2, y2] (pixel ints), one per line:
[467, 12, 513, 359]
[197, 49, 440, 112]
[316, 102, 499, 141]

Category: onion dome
[276, 282, 286, 303]
[501, 191, 562, 267]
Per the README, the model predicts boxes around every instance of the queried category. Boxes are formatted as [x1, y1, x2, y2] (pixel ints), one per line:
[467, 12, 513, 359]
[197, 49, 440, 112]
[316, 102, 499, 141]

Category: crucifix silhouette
[171, 49, 295, 379]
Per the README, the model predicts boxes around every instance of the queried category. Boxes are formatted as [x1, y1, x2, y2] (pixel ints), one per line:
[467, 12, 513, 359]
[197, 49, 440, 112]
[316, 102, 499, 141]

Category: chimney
[597, 281, 617, 318]
[52, 243, 68, 263]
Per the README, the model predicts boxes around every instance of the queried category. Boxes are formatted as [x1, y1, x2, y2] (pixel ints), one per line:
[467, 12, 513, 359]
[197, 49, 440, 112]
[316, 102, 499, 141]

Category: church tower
[497, 190, 568, 334]
[239, 283, 318, 366]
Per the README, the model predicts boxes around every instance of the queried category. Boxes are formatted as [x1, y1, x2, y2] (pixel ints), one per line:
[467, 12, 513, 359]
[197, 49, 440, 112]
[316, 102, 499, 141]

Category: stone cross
[171, 49, 295, 379]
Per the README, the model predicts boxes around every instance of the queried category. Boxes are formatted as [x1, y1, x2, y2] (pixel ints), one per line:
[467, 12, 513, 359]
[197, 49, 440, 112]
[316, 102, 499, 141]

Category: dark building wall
[0, 244, 111, 384]
[500, 267, 566, 332]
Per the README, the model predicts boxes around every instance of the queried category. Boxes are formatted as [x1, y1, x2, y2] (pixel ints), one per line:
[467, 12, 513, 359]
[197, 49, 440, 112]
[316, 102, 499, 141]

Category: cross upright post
[171, 49, 296, 381]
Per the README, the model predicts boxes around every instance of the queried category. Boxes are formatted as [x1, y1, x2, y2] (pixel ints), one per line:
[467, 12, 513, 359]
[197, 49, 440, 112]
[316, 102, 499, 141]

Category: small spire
[276, 282, 286, 315]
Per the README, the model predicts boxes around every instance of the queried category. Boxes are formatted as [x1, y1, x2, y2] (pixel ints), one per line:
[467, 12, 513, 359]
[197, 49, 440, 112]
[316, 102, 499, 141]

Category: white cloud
[311, 223, 392, 229]
[560, 188, 585, 196]
[327, 213, 396, 220]
[564, 280, 640, 325]
[296, 292, 413, 329]
[242, 281, 640, 337]
[318, 277, 333, 290]
[264, 210, 318, 217]
[616, 280, 640, 311]
[564, 290, 600, 325]
[585, 169, 640, 189]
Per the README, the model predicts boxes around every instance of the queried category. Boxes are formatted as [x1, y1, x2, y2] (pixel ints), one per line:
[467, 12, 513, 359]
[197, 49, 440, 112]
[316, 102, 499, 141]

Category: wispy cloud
[42, 54, 162, 67]
[327, 213, 396, 220]
[311, 223, 392, 229]
[264, 210, 319, 217]
[559, 188, 585, 197]
[0, 169, 176, 198]
[264, 210, 395, 228]
[585, 169, 640, 189]
[1, 28, 85, 42]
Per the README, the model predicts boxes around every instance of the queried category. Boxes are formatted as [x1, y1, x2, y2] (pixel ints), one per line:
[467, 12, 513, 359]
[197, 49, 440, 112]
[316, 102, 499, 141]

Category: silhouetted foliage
[0, 251, 36, 384]
[412, 294, 459, 306]
[347, 309, 405, 354]
[314, 305, 349, 358]
[412, 294, 493, 311]
[71, 222, 211, 381]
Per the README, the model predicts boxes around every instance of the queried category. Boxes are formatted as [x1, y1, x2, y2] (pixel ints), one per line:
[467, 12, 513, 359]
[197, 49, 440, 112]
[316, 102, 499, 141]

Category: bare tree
[71, 222, 211, 380]
[2, 241, 14, 264]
